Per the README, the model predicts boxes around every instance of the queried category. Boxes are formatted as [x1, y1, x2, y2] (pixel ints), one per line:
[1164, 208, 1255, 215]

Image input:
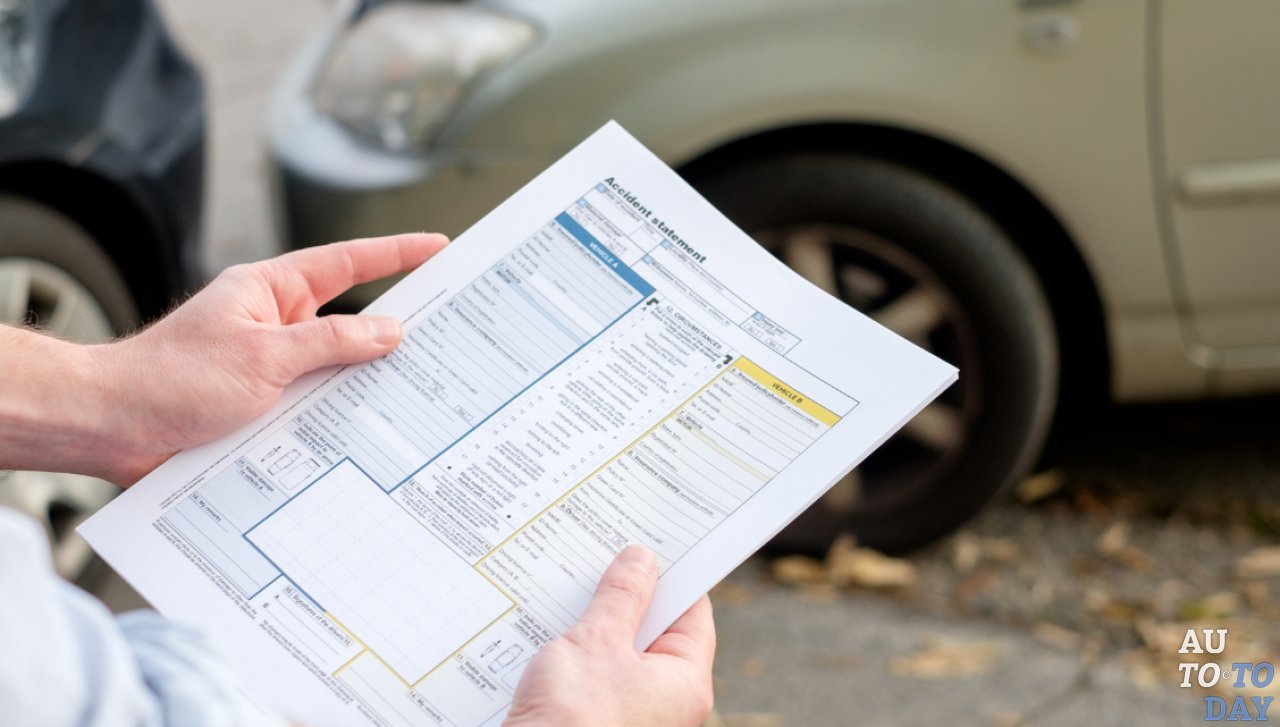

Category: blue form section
[494, 265, 585, 345]
[384, 290, 647, 494]
[555, 211, 656, 297]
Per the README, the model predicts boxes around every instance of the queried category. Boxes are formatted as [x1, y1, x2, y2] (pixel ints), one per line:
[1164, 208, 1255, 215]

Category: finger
[646, 595, 715, 669]
[275, 314, 403, 378]
[272, 233, 449, 310]
[574, 545, 659, 646]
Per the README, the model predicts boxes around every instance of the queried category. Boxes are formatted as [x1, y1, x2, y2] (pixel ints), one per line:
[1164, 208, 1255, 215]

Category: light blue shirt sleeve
[0, 506, 287, 727]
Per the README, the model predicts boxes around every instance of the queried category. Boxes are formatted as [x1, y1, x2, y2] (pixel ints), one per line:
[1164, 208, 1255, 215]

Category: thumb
[278, 314, 403, 377]
[574, 545, 659, 646]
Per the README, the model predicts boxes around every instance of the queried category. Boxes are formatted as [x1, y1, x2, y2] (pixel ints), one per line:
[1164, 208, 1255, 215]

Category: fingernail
[372, 317, 402, 346]
[618, 545, 658, 575]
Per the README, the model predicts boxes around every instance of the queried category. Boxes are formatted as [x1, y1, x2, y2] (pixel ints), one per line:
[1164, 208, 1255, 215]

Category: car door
[1157, 0, 1280, 372]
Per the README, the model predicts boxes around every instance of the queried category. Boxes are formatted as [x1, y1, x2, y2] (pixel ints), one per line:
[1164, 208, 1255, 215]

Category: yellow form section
[733, 358, 841, 427]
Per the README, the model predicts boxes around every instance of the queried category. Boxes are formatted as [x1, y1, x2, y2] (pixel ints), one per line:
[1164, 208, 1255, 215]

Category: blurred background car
[0, 0, 204, 578]
[269, 0, 1280, 554]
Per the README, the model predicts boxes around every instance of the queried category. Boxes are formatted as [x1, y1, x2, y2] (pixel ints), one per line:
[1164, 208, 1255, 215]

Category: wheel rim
[754, 224, 985, 521]
[0, 257, 119, 579]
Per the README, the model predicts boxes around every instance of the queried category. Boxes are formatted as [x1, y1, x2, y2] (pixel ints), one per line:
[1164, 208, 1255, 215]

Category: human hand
[91, 233, 448, 484]
[504, 546, 716, 727]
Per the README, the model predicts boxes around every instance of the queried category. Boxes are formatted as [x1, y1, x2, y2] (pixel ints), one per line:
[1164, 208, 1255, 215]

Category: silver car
[269, 0, 1280, 552]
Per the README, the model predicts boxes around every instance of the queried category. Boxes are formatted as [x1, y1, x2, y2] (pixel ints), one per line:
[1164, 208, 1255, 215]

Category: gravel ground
[723, 395, 1280, 725]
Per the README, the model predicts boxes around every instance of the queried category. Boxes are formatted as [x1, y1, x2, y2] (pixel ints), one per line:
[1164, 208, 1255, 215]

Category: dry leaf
[889, 639, 1002, 679]
[827, 547, 918, 589]
[979, 537, 1020, 563]
[1135, 618, 1184, 652]
[1128, 654, 1162, 689]
[1243, 581, 1271, 612]
[951, 532, 981, 573]
[1032, 622, 1082, 651]
[741, 657, 765, 678]
[710, 582, 755, 606]
[825, 532, 858, 560]
[812, 652, 863, 671]
[1092, 521, 1153, 572]
[1113, 546, 1155, 573]
[988, 710, 1026, 727]
[1096, 521, 1130, 555]
[1177, 592, 1238, 621]
[771, 556, 827, 585]
[797, 582, 839, 603]
[1237, 546, 1280, 578]
[1016, 470, 1065, 503]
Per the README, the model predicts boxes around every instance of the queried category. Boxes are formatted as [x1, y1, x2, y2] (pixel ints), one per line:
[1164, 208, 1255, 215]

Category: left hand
[92, 233, 447, 484]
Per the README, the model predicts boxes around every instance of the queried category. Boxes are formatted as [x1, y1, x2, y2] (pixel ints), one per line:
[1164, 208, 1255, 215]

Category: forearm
[0, 325, 122, 482]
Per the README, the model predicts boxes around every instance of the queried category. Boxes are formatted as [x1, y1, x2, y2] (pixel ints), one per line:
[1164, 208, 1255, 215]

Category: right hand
[503, 546, 716, 727]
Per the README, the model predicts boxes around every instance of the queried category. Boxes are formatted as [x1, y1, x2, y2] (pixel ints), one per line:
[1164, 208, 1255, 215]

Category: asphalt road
[111, 2, 1278, 724]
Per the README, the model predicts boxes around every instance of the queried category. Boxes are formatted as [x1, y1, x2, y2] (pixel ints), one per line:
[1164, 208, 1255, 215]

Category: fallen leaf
[1072, 487, 1111, 517]
[827, 546, 918, 589]
[1016, 470, 1066, 503]
[1032, 622, 1082, 651]
[1243, 580, 1271, 613]
[979, 537, 1020, 563]
[951, 532, 981, 573]
[1093, 521, 1154, 572]
[771, 556, 827, 585]
[890, 639, 1002, 679]
[1113, 546, 1155, 573]
[1237, 546, 1280, 578]
[825, 532, 857, 560]
[741, 657, 765, 678]
[1127, 654, 1162, 689]
[710, 582, 755, 606]
[812, 652, 863, 671]
[988, 710, 1026, 727]
[797, 582, 839, 603]
[1134, 618, 1184, 652]
[1177, 592, 1238, 621]
[1095, 521, 1130, 555]
[953, 569, 997, 601]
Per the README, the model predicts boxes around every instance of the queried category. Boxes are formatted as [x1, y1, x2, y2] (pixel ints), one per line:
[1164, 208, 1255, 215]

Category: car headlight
[312, 3, 537, 152]
[0, 0, 33, 118]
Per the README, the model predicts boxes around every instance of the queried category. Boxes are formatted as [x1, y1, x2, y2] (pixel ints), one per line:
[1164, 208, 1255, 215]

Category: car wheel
[690, 153, 1058, 553]
[0, 194, 138, 579]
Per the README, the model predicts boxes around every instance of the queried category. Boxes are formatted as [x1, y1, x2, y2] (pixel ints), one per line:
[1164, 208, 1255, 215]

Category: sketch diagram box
[246, 459, 512, 684]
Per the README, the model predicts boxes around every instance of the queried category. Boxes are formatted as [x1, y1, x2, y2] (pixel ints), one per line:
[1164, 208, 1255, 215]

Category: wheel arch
[677, 122, 1111, 419]
[0, 160, 182, 324]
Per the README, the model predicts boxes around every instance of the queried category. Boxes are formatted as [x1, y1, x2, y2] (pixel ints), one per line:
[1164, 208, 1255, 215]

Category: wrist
[0, 325, 147, 484]
[78, 336, 152, 483]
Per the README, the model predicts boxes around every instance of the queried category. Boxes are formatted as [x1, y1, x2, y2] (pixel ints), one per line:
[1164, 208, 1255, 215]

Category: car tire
[689, 152, 1058, 553]
[0, 194, 139, 579]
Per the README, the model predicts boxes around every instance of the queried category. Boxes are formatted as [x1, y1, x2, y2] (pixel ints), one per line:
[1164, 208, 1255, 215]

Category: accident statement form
[81, 122, 957, 727]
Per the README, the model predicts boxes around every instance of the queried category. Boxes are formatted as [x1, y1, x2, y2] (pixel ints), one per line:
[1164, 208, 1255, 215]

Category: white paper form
[81, 122, 957, 727]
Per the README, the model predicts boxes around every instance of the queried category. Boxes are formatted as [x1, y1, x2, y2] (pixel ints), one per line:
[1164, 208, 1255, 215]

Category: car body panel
[0, 0, 205, 311]
[1158, 0, 1280, 352]
[270, 0, 1280, 401]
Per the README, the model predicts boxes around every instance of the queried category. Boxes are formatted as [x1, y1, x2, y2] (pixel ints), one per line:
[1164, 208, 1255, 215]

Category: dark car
[0, 0, 204, 577]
